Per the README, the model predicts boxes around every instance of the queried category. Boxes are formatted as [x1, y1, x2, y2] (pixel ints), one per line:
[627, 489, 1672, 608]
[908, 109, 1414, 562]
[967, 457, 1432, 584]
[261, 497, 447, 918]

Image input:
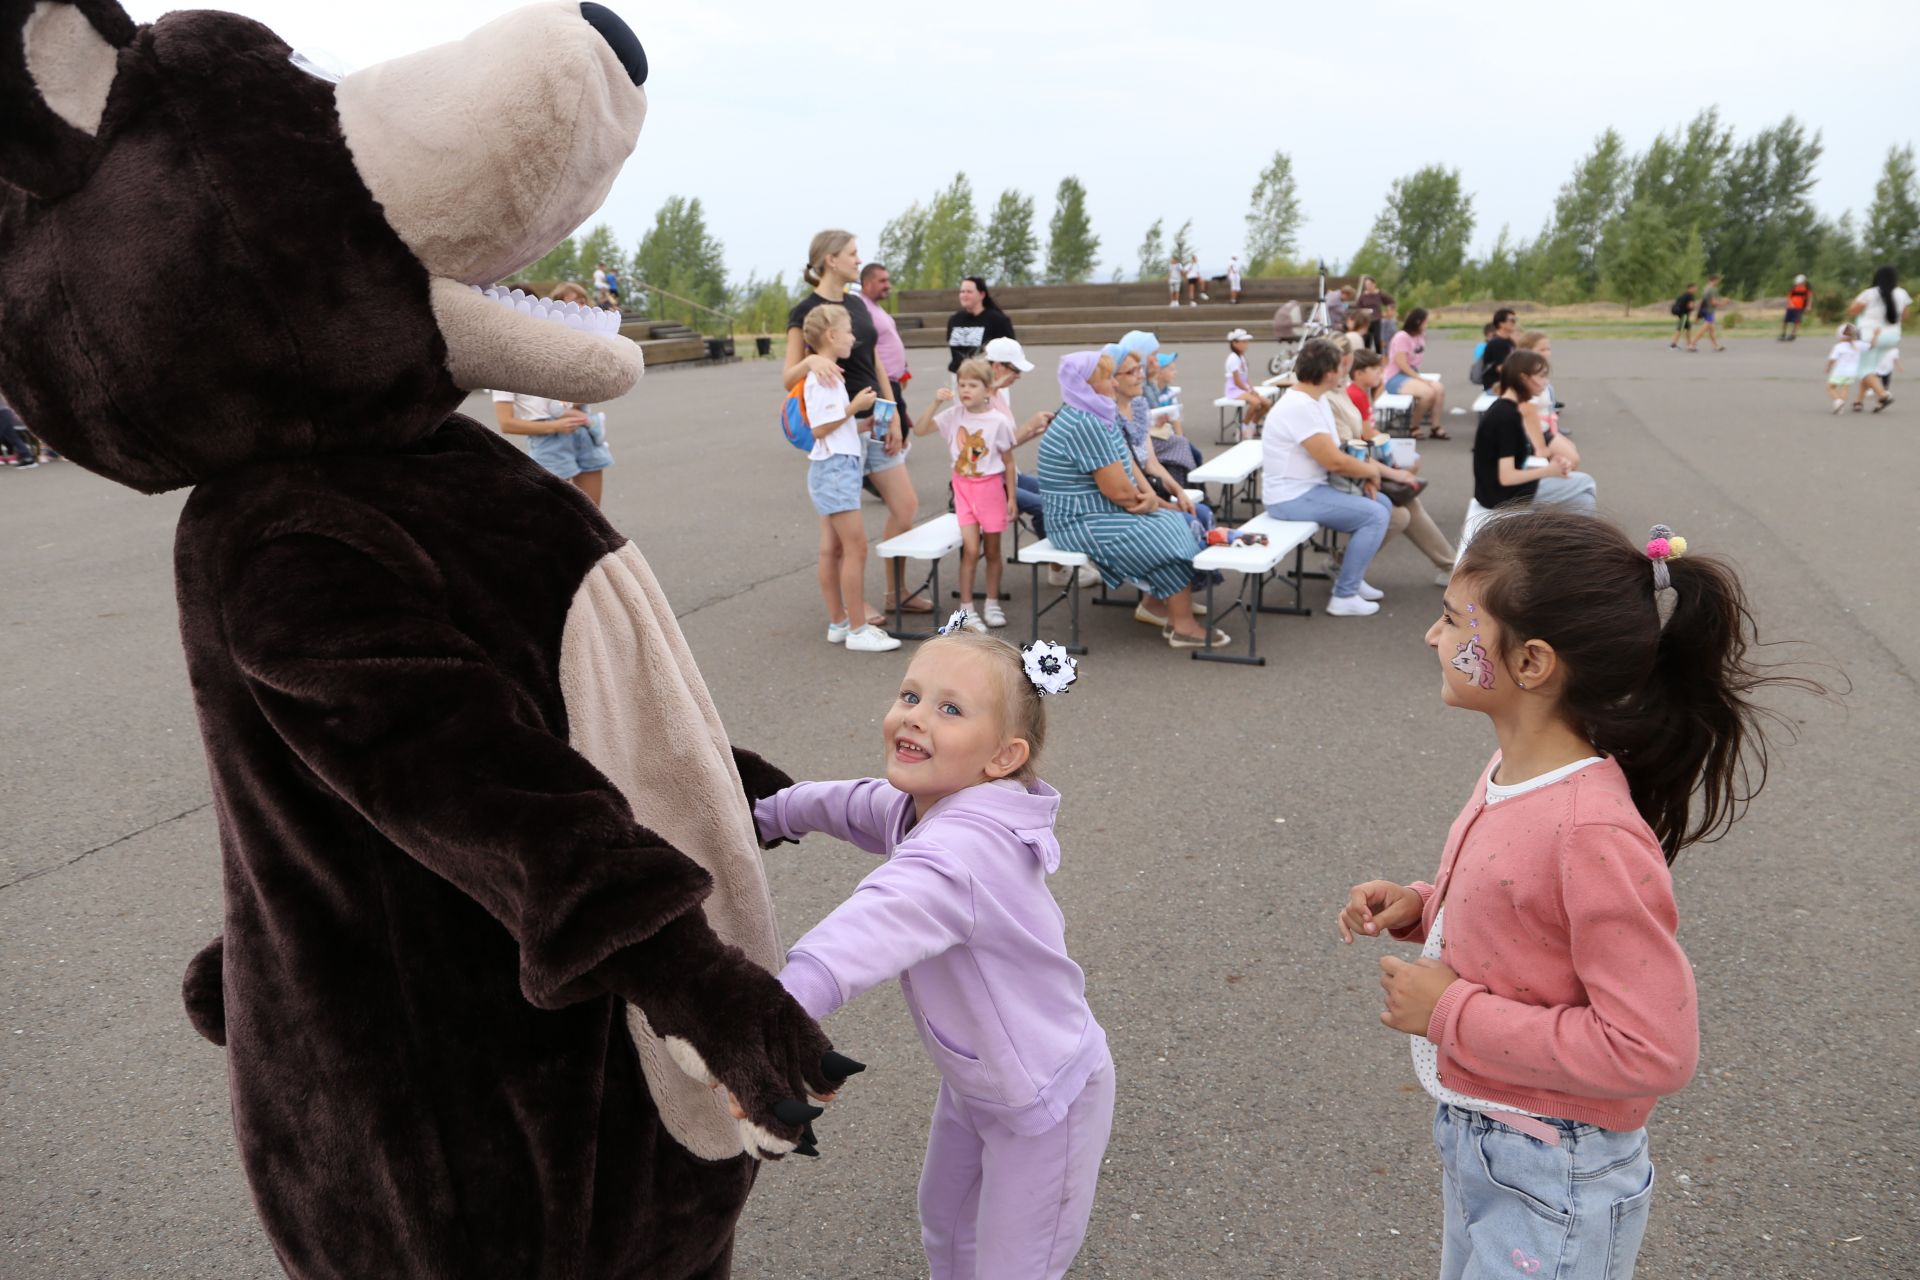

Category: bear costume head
[0, 0, 648, 493]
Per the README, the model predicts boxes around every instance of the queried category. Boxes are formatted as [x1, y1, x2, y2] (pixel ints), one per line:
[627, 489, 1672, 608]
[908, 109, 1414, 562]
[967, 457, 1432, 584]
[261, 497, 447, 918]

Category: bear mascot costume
[0, 3, 861, 1276]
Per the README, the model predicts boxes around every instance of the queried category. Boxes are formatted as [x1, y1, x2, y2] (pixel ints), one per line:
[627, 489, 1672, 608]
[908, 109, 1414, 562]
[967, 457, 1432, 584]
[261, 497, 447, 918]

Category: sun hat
[1226, 328, 1254, 343]
[1794, 274, 1808, 284]
[1156, 351, 1178, 367]
[984, 336, 1034, 372]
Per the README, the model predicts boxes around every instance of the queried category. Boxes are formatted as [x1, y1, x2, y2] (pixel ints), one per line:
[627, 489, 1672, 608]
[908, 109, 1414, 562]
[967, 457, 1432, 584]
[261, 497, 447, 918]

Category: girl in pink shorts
[916, 358, 1018, 628]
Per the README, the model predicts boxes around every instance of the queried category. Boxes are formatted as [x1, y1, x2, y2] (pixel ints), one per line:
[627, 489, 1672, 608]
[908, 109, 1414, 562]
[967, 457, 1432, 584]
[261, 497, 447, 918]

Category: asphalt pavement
[1, 333, 1912, 1278]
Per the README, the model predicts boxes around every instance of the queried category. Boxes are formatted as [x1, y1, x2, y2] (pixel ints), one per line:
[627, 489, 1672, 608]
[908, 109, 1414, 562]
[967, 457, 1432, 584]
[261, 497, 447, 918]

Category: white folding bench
[1188, 515, 1321, 666]
[876, 513, 962, 641]
[1373, 392, 1415, 437]
[1471, 392, 1495, 413]
[1186, 439, 1264, 522]
[1016, 539, 1095, 654]
[1213, 397, 1246, 444]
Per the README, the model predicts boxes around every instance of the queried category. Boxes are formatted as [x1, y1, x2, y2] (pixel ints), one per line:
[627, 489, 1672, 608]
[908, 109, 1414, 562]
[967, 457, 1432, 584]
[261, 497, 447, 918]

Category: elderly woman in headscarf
[1104, 331, 1213, 534]
[1037, 351, 1228, 649]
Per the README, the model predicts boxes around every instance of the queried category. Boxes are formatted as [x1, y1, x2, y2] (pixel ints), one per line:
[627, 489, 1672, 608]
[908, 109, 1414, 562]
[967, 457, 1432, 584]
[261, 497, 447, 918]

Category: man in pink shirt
[861, 262, 912, 433]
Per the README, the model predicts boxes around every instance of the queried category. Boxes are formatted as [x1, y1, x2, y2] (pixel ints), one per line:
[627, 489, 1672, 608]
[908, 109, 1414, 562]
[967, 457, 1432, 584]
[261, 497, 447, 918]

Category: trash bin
[754, 336, 772, 357]
[705, 337, 726, 362]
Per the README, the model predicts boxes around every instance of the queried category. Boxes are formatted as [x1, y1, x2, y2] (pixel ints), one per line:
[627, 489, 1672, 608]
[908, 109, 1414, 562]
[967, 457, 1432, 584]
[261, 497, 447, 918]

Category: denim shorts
[1433, 1104, 1655, 1280]
[808, 452, 864, 516]
[863, 429, 908, 474]
[1385, 372, 1413, 395]
[527, 425, 613, 480]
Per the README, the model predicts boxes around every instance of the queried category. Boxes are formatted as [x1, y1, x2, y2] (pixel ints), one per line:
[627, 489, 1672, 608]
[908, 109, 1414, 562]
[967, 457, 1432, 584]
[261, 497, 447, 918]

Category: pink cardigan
[1395, 754, 1699, 1131]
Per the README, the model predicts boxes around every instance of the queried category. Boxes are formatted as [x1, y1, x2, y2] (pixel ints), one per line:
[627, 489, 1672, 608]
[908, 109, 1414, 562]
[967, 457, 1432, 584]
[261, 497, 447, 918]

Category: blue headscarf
[1057, 351, 1117, 422]
[1101, 329, 1160, 369]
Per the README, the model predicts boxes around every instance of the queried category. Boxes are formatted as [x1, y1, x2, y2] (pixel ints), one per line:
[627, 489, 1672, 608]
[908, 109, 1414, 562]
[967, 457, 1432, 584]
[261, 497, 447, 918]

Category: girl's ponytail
[1457, 511, 1824, 863]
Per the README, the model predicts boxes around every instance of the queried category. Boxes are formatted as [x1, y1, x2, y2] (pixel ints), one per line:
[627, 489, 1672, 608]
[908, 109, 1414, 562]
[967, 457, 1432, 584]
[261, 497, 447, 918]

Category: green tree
[730, 272, 803, 337]
[1630, 109, 1733, 264]
[978, 189, 1038, 286]
[1170, 218, 1195, 264]
[575, 222, 626, 287]
[1715, 117, 1823, 296]
[1134, 217, 1166, 281]
[518, 237, 578, 287]
[1044, 177, 1100, 284]
[1244, 150, 1303, 275]
[1364, 166, 1475, 288]
[1864, 143, 1920, 281]
[877, 202, 931, 290]
[631, 196, 729, 330]
[1807, 213, 1867, 322]
[1599, 197, 1684, 313]
[1541, 129, 1632, 297]
[919, 172, 980, 290]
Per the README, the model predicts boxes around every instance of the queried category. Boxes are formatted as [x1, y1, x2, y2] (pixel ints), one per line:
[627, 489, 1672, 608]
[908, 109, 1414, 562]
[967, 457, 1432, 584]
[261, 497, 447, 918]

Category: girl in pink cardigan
[1338, 511, 1810, 1279]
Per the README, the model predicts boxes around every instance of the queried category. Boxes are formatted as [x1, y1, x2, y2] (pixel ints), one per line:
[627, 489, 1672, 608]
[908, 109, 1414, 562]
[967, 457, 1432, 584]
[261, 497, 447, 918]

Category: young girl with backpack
[755, 624, 1109, 1280]
[1337, 508, 1810, 1279]
[800, 304, 898, 653]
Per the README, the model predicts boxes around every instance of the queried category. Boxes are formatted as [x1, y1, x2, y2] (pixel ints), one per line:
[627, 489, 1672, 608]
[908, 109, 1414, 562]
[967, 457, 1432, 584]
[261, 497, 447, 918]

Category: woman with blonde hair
[784, 230, 926, 620]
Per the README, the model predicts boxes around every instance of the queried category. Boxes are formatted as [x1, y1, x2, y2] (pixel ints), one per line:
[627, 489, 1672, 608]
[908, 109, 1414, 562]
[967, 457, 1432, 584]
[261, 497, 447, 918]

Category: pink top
[935, 404, 1016, 478]
[867, 296, 908, 381]
[1387, 329, 1423, 377]
[1392, 754, 1698, 1131]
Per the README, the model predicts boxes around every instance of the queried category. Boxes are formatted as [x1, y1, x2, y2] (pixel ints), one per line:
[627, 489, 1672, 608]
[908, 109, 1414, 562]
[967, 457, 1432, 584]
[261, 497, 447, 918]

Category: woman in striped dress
[1038, 351, 1228, 649]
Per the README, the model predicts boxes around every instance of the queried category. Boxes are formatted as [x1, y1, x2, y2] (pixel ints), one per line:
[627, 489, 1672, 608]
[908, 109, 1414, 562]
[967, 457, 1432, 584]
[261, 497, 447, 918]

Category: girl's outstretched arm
[778, 839, 976, 1019]
[755, 779, 898, 856]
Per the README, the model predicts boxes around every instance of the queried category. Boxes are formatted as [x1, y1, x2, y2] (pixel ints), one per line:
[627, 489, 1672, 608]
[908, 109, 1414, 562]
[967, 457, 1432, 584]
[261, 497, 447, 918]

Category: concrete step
[899, 321, 1287, 350]
[893, 276, 1342, 312]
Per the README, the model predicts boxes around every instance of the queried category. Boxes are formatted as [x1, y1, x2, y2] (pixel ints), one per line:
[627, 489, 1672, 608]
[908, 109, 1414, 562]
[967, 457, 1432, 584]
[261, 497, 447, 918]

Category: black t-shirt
[1473, 397, 1538, 509]
[1672, 290, 1695, 316]
[788, 291, 883, 417]
[1480, 335, 1515, 391]
[946, 307, 1016, 372]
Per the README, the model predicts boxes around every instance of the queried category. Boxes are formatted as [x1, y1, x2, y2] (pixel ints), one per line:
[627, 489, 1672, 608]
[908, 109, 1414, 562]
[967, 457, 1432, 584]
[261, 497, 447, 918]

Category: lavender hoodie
[755, 777, 1109, 1137]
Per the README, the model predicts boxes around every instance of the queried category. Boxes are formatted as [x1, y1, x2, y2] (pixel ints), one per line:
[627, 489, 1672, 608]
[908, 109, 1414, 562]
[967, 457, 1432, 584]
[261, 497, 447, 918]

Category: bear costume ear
[1, 0, 135, 197]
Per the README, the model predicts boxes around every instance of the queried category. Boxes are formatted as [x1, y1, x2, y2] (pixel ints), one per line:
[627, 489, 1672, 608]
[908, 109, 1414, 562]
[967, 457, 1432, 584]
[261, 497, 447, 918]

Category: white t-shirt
[1169, 263, 1184, 288]
[1854, 286, 1912, 340]
[1828, 340, 1865, 380]
[804, 372, 860, 461]
[1261, 387, 1336, 506]
[592, 268, 608, 293]
[1879, 347, 1901, 377]
[1227, 262, 1242, 288]
[1223, 351, 1250, 399]
[491, 389, 572, 423]
[1186, 260, 1202, 281]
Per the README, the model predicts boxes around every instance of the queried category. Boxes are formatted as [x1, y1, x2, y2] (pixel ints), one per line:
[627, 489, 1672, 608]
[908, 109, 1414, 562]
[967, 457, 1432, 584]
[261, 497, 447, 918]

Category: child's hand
[934, 387, 954, 403]
[1337, 880, 1424, 943]
[1378, 955, 1458, 1037]
[850, 387, 877, 413]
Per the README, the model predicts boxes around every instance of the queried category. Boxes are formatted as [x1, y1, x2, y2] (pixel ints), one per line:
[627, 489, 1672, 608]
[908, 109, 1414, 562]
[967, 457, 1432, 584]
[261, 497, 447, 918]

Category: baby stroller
[1267, 262, 1333, 377]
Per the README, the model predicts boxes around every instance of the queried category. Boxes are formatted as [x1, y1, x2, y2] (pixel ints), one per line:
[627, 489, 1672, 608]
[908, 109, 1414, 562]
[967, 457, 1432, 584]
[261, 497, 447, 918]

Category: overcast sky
[132, 0, 1919, 284]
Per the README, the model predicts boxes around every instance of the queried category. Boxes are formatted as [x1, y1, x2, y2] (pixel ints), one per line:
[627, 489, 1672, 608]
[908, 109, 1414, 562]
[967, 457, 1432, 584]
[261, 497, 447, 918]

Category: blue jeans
[1267, 486, 1391, 599]
[1434, 1105, 1655, 1280]
[1016, 472, 1045, 537]
[1534, 472, 1597, 512]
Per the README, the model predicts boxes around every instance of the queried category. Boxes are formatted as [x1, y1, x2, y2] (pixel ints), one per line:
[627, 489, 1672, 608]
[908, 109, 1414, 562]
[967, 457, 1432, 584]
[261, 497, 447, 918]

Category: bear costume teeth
[473, 285, 625, 336]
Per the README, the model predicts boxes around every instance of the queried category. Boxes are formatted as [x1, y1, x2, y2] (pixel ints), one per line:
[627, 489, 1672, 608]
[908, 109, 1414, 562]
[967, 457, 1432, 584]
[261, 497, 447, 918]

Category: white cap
[1794, 274, 1808, 284]
[1226, 328, 1254, 343]
[984, 336, 1034, 372]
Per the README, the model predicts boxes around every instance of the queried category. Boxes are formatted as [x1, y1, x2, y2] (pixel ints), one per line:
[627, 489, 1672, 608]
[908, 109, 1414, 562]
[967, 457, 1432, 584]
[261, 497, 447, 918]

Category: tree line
[517, 114, 1918, 334]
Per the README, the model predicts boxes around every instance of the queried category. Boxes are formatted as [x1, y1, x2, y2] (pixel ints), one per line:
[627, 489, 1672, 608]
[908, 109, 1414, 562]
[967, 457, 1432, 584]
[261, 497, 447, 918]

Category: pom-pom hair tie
[1645, 524, 1687, 592]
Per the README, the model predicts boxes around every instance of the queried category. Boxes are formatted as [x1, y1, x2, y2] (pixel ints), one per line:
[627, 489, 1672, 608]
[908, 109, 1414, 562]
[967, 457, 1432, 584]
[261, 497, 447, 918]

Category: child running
[1826, 323, 1870, 414]
[918, 359, 1018, 629]
[1337, 509, 1805, 1280]
[802, 303, 899, 652]
[756, 625, 1111, 1280]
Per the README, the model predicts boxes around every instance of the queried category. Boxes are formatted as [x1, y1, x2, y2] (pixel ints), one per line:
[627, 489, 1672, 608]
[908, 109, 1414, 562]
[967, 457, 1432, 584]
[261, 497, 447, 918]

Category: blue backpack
[780, 383, 813, 452]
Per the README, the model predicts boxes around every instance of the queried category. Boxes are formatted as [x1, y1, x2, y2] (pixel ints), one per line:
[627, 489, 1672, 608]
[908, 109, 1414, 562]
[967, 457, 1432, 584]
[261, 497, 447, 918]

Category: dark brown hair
[1403, 307, 1428, 335]
[1350, 348, 1385, 373]
[1294, 337, 1343, 386]
[1457, 510, 1816, 861]
[1496, 349, 1548, 397]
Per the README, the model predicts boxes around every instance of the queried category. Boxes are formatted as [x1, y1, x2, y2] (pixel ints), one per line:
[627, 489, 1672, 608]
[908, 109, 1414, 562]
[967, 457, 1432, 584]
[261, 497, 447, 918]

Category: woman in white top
[1848, 266, 1910, 411]
[1260, 338, 1409, 617]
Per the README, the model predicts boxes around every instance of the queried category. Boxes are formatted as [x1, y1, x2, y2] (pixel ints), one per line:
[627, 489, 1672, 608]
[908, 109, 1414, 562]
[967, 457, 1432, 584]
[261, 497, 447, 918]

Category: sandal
[1429, 427, 1452, 441]
[1874, 396, 1894, 413]
[884, 593, 934, 615]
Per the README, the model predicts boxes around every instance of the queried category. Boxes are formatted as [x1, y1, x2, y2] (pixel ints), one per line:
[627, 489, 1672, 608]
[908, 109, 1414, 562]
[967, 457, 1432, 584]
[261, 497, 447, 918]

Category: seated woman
[1107, 332, 1213, 541]
[1261, 339, 1397, 617]
[1147, 352, 1203, 486]
[1039, 352, 1227, 649]
[1332, 349, 1455, 583]
[1473, 349, 1595, 514]
[1513, 331, 1595, 510]
[1384, 307, 1448, 440]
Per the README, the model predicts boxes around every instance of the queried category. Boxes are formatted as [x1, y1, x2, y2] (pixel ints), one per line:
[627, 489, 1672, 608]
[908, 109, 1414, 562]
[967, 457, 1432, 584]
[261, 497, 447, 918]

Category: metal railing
[628, 278, 736, 345]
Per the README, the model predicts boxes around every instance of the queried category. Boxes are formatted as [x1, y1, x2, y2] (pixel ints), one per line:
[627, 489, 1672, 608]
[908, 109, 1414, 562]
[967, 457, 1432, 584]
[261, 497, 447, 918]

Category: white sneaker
[1169, 299, 1180, 307]
[827, 620, 850, 644]
[1326, 594, 1380, 617]
[845, 625, 902, 652]
[1830, 400, 1846, 415]
[1356, 580, 1385, 602]
[983, 601, 1007, 628]
[960, 607, 988, 634]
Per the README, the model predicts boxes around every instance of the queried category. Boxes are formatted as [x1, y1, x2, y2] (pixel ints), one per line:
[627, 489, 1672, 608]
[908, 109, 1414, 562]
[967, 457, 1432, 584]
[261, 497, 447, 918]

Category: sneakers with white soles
[827, 620, 850, 643]
[1326, 594, 1381, 617]
[845, 625, 902, 652]
[1356, 581, 1385, 602]
[983, 601, 1007, 628]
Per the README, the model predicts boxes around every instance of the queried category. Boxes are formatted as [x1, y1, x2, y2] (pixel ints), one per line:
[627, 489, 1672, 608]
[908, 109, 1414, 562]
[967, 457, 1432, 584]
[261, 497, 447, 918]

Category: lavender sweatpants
[918, 1061, 1115, 1280]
